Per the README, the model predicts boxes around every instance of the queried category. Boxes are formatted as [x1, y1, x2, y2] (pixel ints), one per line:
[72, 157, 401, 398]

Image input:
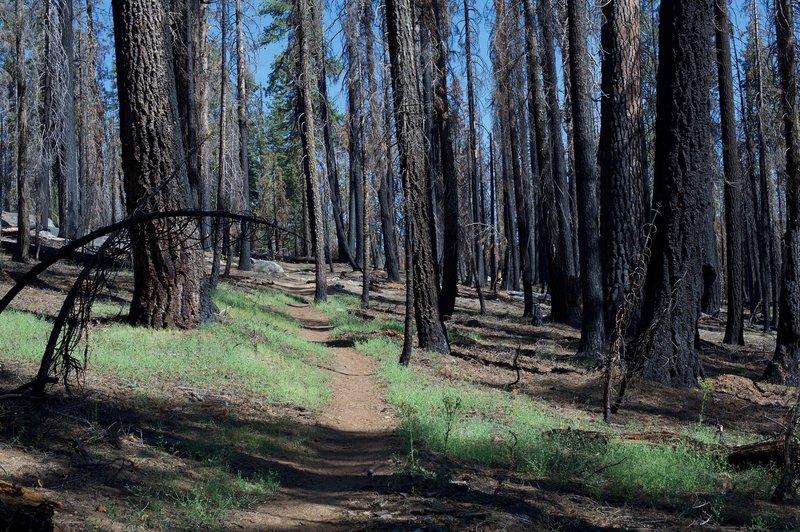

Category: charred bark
[634, 0, 714, 387]
[715, 0, 745, 346]
[385, 0, 449, 354]
[764, 0, 800, 384]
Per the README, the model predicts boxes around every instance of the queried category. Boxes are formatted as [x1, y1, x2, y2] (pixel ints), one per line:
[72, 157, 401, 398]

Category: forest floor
[1, 246, 800, 530]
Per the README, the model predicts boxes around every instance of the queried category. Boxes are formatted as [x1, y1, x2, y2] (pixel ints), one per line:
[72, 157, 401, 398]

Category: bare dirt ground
[1, 248, 800, 530]
[231, 279, 403, 530]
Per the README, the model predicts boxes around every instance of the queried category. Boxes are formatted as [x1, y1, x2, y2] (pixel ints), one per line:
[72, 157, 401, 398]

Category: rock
[2, 212, 59, 234]
[252, 259, 284, 273]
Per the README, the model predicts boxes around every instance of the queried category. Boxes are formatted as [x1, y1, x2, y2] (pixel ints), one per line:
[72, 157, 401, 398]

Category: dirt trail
[232, 280, 401, 530]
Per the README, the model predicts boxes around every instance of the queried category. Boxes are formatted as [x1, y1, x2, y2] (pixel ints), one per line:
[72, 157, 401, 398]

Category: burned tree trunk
[764, 0, 800, 384]
[538, 0, 579, 323]
[634, 0, 714, 387]
[715, 0, 745, 345]
[426, 0, 459, 319]
[111, 0, 209, 327]
[385, 0, 449, 354]
[236, 0, 251, 270]
[599, 0, 645, 333]
[295, 0, 327, 302]
[12, 0, 29, 264]
[567, 0, 604, 357]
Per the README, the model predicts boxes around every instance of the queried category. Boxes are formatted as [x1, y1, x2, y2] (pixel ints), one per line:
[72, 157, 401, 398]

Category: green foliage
[0, 284, 331, 409]
[317, 296, 405, 339]
[259, 0, 292, 45]
[318, 295, 779, 507]
[130, 469, 278, 530]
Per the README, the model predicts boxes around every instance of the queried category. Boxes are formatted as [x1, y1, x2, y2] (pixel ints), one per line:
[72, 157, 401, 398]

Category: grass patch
[316, 295, 405, 339]
[130, 468, 278, 530]
[317, 296, 778, 508]
[0, 283, 331, 409]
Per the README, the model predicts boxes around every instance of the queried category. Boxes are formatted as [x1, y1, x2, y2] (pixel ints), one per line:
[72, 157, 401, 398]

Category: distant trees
[1, 0, 798, 391]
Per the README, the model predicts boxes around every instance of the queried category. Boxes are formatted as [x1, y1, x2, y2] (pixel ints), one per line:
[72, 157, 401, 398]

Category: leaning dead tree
[0, 210, 304, 397]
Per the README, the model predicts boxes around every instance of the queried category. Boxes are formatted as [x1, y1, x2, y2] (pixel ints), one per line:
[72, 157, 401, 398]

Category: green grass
[316, 295, 405, 339]
[317, 296, 778, 507]
[0, 283, 331, 409]
[130, 468, 279, 530]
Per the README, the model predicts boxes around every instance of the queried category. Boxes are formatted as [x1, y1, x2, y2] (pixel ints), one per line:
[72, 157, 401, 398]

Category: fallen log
[0, 480, 57, 531]
[728, 440, 800, 469]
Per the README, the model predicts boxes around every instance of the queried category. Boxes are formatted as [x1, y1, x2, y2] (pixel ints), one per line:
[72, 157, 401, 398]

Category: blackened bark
[464, 0, 484, 290]
[171, 0, 201, 213]
[521, 0, 546, 324]
[346, 4, 365, 270]
[58, 0, 80, 240]
[715, 0, 745, 346]
[379, 18, 401, 282]
[111, 0, 207, 328]
[12, 0, 28, 263]
[635, 0, 713, 387]
[567, 0, 604, 357]
[427, 0, 459, 319]
[385, 0, 449, 354]
[420, 27, 442, 274]
[700, 200, 721, 316]
[489, 133, 498, 291]
[538, 0, 579, 322]
[752, 6, 776, 331]
[296, 0, 327, 302]
[599, 0, 645, 332]
[764, 0, 800, 384]
[235, 0, 251, 270]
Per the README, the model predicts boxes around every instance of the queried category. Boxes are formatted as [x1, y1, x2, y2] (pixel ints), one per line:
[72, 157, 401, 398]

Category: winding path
[232, 280, 400, 530]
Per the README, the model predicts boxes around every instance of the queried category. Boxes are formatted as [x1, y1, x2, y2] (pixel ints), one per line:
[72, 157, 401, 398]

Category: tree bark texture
[764, 0, 800, 384]
[599, 0, 645, 333]
[714, 0, 745, 346]
[13, 0, 29, 263]
[426, 0, 459, 319]
[111, 0, 208, 328]
[385, 0, 449, 353]
[567, 0, 604, 357]
[296, 0, 327, 302]
[236, 0, 252, 270]
[635, 0, 714, 387]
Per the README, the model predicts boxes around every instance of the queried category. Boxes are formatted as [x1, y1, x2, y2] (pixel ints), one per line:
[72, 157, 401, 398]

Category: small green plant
[397, 401, 420, 466]
[441, 391, 463, 454]
[698, 377, 716, 425]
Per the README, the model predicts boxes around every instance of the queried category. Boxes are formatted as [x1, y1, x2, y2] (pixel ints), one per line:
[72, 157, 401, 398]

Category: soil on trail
[233, 279, 402, 530]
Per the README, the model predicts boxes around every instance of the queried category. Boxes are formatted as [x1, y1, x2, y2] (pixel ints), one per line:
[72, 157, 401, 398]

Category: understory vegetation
[319, 295, 785, 526]
[0, 283, 331, 529]
[0, 284, 330, 409]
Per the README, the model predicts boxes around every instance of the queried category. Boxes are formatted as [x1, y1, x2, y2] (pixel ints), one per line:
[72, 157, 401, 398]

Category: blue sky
[91, 0, 772, 132]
